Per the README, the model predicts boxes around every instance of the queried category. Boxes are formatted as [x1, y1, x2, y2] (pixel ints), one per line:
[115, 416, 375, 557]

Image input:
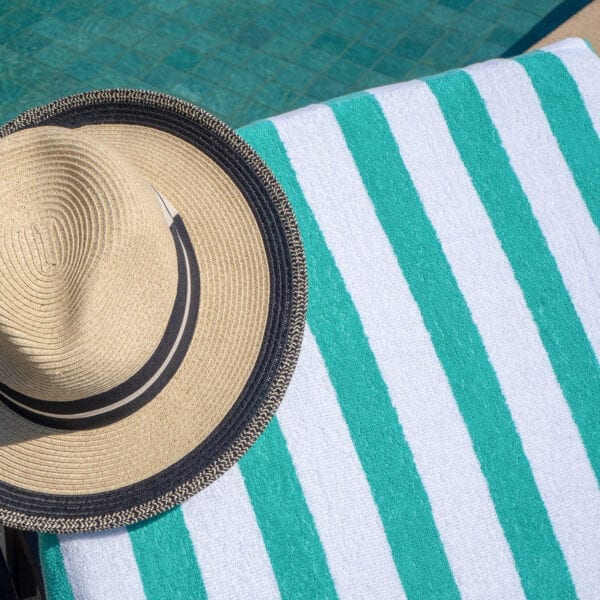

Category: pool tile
[7, 31, 49, 55]
[253, 11, 286, 32]
[467, 40, 506, 62]
[330, 14, 368, 39]
[297, 46, 337, 71]
[62, 59, 104, 82]
[407, 21, 447, 45]
[326, 58, 368, 85]
[312, 31, 351, 56]
[343, 42, 381, 68]
[172, 76, 215, 103]
[146, 0, 188, 14]
[215, 4, 254, 24]
[0, 0, 573, 130]
[454, 13, 496, 38]
[42, 74, 86, 98]
[84, 39, 125, 64]
[306, 76, 349, 99]
[141, 63, 186, 90]
[254, 81, 291, 110]
[280, 20, 323, 42]
[26, 0, 63, 10]
[0, 19, 18, 41]
[222, 69, 264, 95]
[347, 1, 386, 21]
[487, 25, 524, 46]
[53, 5, 89, 24]
[104, 21, 148, 45]
[490, 0, 519, 6]
[249, 54, 288, 79]
[272, 3, 306, 19]
[165, 47, 204, 71]
[83, 14, 123, 37]
[194, 56, 236, 85]
[1, 48, 24, 76]
[439, 0, 475, 9]
[132, 36, 174, 61]
[359, 25, 405, 50]
[30, 16, 71, 39]
[170, 78, 214, 105]
[404, 62, 440, 79]
[356, 70, 397, 88]
[236, 23, 273, 49]
[186, 31, 223, 53]
[391, 37, 429, 61]
[302, 3, 338, 25]
[130, 10, 166, 32]
[424, 30, 473, 68]
[204, 15, 246, 38]
[119, 51, 156, 77]
[500, 7, 543, 30]
[12, 62, 57, 89]
[202, 91, 247, 123]
[295, 93, 319, 106]
[90, 68, 134, 89]
[36, 43, 74, 69]
[151, 17, 195, 43]
[263, 36, 303, 60]
[428, 4, 462, 26]
[233, 101, 272, 126]
[515, 0, 557, 15]
[216, 43, 254, 66]
[9, 7, 42, 30]
[99, 0, 138, 18]
[467, 0, 508, 21]
[373, 53, 416, 79]
[177, 4, 216, 24]
[376, 10, 415, 33]
[0, 76, 25, 103]
[276, 62, 318, 92]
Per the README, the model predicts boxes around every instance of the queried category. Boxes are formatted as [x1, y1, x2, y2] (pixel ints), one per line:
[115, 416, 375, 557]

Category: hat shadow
[0, 420, 58, 447]
[0, 328, 83, 447]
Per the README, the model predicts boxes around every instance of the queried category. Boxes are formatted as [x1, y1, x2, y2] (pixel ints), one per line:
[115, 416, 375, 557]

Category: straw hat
[0, 90, 307, 533]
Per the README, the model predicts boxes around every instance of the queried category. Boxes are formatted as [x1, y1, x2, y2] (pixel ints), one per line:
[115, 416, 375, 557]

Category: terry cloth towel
[39, 37, 600, 600]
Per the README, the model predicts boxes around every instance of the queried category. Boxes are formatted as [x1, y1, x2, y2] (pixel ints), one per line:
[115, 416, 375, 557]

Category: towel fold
[41, 38, 600, 600]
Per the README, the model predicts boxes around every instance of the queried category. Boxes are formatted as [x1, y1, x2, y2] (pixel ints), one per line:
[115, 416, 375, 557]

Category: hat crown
[0, 126, 179, 404]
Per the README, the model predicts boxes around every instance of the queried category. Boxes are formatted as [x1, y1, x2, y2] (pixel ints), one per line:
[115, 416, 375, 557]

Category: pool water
[0, 0, 578, 128]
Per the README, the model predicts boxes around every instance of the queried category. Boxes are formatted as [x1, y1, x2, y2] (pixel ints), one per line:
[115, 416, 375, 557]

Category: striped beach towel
[40, 37, 600, 599]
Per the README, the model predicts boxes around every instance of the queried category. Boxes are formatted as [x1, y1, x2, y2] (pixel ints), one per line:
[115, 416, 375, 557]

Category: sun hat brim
[0, 89, 307, 533]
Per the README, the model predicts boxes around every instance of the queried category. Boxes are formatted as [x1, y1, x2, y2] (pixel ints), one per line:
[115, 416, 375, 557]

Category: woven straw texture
[0, 89, 307, 533]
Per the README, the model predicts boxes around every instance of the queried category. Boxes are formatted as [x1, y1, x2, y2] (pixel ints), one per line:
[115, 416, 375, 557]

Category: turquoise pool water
[0, 0, 577, 128]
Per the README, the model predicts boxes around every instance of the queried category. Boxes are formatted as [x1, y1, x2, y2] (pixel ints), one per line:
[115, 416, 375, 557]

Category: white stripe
[467, 58, 600, 387]
[273, 105, 524, 600]
[154, 189, 177, 224]
[59, 528, 145, 600]
[543, 38, 600, 138]
[181, 465, 280, 600]
[373, 78, 600, 599]
[277, 326, 405, 600]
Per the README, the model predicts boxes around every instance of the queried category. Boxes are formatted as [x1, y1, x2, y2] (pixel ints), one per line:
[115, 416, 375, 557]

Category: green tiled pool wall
[0, 0, 574, 128]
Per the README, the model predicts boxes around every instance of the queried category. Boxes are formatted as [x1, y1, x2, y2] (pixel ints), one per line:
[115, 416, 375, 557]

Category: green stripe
[128, 507, 206, 600]
[517, 50, 600, 231]
[38, 534, 75, 600]
[428, 69, 600, 482]
[331, 92, 576, 599]
[240, 121, 459, 599]
[238, 418, 338, 600]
